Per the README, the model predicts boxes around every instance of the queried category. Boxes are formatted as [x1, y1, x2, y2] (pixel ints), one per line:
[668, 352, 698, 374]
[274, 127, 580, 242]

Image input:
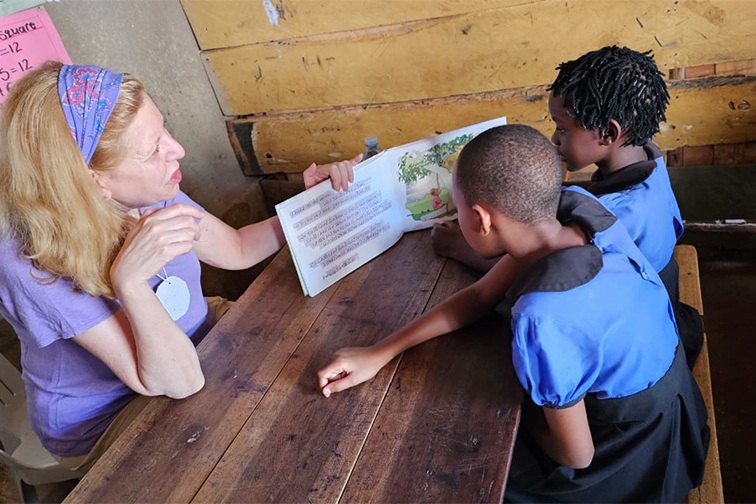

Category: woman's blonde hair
[0, 60, 144, 297]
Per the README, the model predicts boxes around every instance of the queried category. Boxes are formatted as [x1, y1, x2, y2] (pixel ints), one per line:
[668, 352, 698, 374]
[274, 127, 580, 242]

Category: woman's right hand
[110, 203, 204, 289]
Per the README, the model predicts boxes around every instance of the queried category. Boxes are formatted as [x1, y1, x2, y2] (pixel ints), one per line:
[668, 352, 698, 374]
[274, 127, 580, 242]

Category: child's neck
[507, 220, 587, 266]
[596, 144, 648, 176]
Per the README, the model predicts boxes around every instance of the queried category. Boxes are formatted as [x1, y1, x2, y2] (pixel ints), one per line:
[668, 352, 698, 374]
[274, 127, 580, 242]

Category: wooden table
[64, 231, 522, 503]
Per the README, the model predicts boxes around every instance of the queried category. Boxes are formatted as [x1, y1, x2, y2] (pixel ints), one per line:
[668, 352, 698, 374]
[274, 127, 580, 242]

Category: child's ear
[600, 119, 623, 146]
[471, 204, 493, 236]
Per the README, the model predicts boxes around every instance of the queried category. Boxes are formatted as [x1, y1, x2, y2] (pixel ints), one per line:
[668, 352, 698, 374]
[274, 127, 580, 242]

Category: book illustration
[276, 115, 507, 296]
[399, 135, 469, 225]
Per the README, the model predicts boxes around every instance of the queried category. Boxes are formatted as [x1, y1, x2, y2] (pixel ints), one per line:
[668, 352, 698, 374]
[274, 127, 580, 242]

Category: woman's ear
[600, 119, 623, 146]
[471, 204, 493, 236]
[89, 169, 112, 199]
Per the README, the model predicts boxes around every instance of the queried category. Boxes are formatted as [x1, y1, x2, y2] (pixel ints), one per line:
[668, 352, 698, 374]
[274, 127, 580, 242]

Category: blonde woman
[0, 61, 359, 472]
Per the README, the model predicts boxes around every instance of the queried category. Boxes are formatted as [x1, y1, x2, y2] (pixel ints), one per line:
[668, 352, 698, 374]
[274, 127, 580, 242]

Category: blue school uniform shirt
[508, 186, 678, 408]
[0, 191, 210, 457]
[588, 143, 683, 273]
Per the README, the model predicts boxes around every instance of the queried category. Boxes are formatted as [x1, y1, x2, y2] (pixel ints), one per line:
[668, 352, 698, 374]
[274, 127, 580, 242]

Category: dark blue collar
[588, 142, 662, 196]
[506, 190, 617, 301]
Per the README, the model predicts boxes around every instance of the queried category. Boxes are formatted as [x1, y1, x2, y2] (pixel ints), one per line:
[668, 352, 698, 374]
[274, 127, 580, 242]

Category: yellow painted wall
[182, 0, 756, 174]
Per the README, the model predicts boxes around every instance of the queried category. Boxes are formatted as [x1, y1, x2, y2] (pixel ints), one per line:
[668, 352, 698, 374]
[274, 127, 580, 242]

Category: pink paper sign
[0, 7, 70, 104]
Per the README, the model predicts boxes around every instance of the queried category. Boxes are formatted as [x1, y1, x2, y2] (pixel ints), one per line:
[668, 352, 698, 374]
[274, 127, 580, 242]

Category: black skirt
[659, 256, 705, 369]
[505, 343, 710, 503]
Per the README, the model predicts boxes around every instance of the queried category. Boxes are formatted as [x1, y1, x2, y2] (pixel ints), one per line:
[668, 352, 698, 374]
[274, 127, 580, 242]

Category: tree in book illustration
[396, 133, 473, 186]
[425, 134, 472, 173]
[397, 135, 471, 221]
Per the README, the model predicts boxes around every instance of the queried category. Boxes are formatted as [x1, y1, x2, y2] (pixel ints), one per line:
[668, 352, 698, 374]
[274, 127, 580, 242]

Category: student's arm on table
[317, 254, 524, 396]
[194, 156, 361, 270]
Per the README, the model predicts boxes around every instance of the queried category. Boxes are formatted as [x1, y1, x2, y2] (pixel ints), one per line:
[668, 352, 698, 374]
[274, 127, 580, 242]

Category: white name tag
[155, 275, 190, 320]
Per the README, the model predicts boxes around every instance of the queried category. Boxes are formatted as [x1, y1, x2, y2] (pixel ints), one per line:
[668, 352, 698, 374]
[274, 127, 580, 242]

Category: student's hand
[303, 153, 362, 192]
[317, 345, 389, 397]
[111, 204, 204, 288]
[430, 221, 464, 258]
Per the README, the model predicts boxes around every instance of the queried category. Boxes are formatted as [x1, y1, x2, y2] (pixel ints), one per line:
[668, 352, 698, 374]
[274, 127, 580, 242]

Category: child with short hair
[433, 45, 703, 366]
[318, 124, 709, 502]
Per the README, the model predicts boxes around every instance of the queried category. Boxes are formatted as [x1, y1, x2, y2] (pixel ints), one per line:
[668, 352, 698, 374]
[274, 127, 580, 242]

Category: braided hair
[548, 46, 669, 146]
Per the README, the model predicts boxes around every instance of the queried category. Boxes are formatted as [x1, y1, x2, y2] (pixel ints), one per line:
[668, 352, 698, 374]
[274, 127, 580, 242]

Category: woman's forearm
[115, 279, 204, 398]
[196, 214, 285, 271]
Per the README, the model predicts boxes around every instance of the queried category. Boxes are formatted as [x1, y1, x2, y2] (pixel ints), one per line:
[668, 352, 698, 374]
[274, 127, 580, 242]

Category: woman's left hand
[303, 153, 363, 192]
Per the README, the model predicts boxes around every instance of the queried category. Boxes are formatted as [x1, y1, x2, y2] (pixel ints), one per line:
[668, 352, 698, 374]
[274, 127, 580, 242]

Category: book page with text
[276, 153, 406, 296]
[276, 115, 507, 296]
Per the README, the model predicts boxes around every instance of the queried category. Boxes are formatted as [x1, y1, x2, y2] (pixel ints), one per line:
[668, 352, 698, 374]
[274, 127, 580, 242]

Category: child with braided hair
[318, 124, 709, 502]
[432, 45, 703, 367]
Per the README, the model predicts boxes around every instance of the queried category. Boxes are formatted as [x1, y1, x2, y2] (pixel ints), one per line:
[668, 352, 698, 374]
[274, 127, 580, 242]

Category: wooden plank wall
[180, 0, 756, 178]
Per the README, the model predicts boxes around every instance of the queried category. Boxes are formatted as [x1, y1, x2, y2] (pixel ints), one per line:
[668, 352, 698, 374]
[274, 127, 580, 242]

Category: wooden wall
[181, 0, 756, 182]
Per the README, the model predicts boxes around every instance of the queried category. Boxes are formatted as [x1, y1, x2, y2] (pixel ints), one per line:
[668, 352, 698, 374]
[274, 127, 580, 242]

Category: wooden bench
[675, 245, 725, 504]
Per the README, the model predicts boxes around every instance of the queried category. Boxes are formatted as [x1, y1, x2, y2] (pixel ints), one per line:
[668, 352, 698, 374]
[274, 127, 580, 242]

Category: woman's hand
[317, 344, 391, 397]
[111, 203, 204, 288]
[303, 153, 363, 192]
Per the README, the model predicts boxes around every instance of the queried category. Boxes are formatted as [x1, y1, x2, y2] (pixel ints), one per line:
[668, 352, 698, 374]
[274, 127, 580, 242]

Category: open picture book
[276, 116, 507, 296]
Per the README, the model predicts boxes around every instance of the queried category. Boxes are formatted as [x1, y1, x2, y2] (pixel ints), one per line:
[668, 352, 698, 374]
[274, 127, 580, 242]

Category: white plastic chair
[0, 352, 83, 503]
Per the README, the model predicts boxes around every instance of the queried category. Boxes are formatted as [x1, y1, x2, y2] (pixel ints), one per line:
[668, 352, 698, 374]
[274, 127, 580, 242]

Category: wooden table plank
[341, 259, 522, 503]
[65, 247, 337, 503]
[65, 231, 522, 504]
[191, 231, 446, 503]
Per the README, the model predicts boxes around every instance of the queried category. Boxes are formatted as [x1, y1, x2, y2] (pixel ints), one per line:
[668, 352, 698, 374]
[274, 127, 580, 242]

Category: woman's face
[94, 93, 186, 209]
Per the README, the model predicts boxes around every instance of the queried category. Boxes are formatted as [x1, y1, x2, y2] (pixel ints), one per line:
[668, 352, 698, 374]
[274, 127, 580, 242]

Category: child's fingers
[317, 364, 351, 396]
[433, 221, 455, 230]
[317, 365, 341, 388]
[321, 372, 355, 398]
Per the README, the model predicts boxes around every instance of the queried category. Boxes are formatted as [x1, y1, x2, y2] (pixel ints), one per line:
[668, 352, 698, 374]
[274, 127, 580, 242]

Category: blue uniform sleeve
[652, 158, 684, 240]
[599, 192, 637, 240]
[511, 312, 601, 408]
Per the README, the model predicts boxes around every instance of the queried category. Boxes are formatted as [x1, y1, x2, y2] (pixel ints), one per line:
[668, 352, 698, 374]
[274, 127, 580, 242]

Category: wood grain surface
[65, 231, 522, 504]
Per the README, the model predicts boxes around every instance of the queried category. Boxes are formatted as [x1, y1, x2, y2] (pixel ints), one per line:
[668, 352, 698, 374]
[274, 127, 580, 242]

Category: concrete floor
[0, 246, 753, 503]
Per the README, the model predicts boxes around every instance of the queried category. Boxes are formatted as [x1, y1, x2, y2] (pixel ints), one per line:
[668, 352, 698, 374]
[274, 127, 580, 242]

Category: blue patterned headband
[57, 64, 124, 164]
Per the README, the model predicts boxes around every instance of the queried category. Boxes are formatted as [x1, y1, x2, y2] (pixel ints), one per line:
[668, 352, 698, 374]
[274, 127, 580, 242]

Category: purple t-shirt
[0, 191, 209, 457]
